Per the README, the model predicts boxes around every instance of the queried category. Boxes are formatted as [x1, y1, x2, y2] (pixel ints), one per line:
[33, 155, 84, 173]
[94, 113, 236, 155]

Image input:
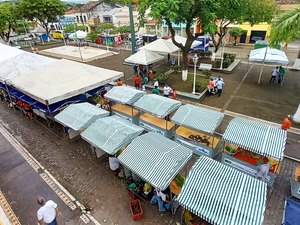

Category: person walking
[270, 66, 279, 83]
[163, 84, 172, 97]
[154, 79, 159, 89]
[278, 66, 286, 85]
[133, 75, 141, 89]
[152, 87, 159, 95]
[116, 79, 123, 86]
[281, 115, 292, 131]
[37, 197, 62, 225]
[171, 57, 176, 68]
[215, 77, 225, 97]
[171, 88, 177, 99]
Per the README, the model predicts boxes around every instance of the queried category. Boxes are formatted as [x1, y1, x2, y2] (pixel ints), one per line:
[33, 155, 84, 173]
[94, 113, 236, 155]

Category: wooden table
[111, 103, 139, 117]
[140, 113, 175, 131]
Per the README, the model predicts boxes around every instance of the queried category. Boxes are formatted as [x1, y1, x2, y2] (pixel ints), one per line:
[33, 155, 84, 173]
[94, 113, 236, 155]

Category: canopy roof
[0, 43, 23, 63]
[171, 104, 224, 134]
[249, 47, 289, 65]
[118, 132, 192, 190]
[81, 115, 144, 155]
[54, 103, 109, 131]
[133, 94, 181, 118]
[104, 86, 145, 105]
[10, 59, 123, 105]
[0, 51, 56, 83]
[167, 35, 202, 48]
[177, 156, 267, 225]
[140, 39, 180, 54]
[124, 49, 164, 65]
[222, 118, 287, 160]
[30, 26, 47, 34]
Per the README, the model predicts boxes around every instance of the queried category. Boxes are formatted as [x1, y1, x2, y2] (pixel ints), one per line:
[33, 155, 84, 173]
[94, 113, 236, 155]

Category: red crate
[130, 199, 144, 221]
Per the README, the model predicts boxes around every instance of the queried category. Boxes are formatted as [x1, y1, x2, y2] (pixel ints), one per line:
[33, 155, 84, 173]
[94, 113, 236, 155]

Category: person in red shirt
[133, 75, 141, 89]
[281, 115, 292, 130]
[171, 88, 177, 99]
[116, 79, 123, 86]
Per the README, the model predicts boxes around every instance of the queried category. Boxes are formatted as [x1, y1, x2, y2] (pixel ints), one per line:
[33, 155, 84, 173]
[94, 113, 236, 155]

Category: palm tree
[270, 6, 300, 58]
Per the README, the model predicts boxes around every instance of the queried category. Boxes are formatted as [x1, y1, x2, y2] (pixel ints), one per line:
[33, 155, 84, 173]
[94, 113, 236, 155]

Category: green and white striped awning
[222, 118, 287, 160]
[54, 102, 109, 132]
[104, 86, 145, 105]
[118, 132, 193, 190]
[171, 104, 224, 134]
[133, 94, 181, 118]
[177, 156, 267, 225]
[80, 115, 144, 155]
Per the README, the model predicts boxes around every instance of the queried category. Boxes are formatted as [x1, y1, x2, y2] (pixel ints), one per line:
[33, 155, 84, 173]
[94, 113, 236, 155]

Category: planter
[130, 199, 144, 221]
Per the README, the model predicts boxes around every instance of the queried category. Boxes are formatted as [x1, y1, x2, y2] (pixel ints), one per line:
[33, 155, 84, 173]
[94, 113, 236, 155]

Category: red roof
[65, 9, 78, 15]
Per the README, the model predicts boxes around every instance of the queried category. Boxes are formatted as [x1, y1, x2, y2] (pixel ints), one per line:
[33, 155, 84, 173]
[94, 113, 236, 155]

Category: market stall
[177, 156, 267, 225]
[133, 94, 181, 138]
[222, 117, 287, 186]
[80, 115, 144, 158]
[54, 102, 109, 139]
[171, 104, 224, 158]
[118, 132, 192, 215]
[104, 86, 145, 125]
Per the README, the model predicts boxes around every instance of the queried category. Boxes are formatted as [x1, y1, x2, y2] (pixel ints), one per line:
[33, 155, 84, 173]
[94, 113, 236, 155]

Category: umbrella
[139, 38, 179, 54]
[68, 30, 87, 40]
[124, 49, 164, 65]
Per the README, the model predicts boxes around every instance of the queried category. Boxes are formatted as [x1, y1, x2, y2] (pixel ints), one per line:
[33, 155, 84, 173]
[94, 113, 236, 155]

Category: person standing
[152, 87, 159, 95]
[108, 155, 120, 177]
[171, 57, 176, 68]
[133, 75, 141, 89]
[215, 77, 225, 97]
[171, 88, 177, 99]
[281, 115, 292, 130]
[167, 53, 170, 62]
[37, 197, 62, 225]
[270, 66, 278, 83]
[163, 84, 172, 97]
[133, 64, 138, 75]
[208, 78, 215, 95]
[278, 66, 285, 85]
[154, 79, 159, 89]
[116, 79, 123, 86]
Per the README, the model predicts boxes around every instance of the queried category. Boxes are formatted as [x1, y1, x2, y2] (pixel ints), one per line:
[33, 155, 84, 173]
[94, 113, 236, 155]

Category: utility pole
[128, 1, 136, 54]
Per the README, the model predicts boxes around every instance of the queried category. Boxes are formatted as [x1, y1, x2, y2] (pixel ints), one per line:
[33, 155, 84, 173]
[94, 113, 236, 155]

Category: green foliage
[154, 72, 168, 84]
[18, 0, 66, 35]
[202, 70, 212, 79]
[63, 24, 87, 33]
[270, 6, 300, 47]
[229, 27, 244, 46]
[96, 23, 116, 33]
[0, 2, 21, 41]
[116, 25, 130, 34]
[216, 53, 236, 68]
[86, 31, 99, 42]
[14, 20, 33, 35]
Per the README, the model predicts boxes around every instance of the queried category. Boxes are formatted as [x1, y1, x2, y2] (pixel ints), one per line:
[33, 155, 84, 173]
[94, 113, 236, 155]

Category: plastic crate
[130, 199, 143, 221]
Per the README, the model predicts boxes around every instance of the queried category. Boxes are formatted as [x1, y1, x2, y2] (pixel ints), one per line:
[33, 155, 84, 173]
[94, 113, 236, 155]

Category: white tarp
[0, 43, 23, 63]
[10, 59, 123, 105]
[293, 104, 300, 123]
[167, 35, 202, 48]
[140, 39, 180, 54]
[0, 51, 56, 83]
[249, 47, 289, 65]
[124, 49, 164, 65]
[69, 30, 87, 40]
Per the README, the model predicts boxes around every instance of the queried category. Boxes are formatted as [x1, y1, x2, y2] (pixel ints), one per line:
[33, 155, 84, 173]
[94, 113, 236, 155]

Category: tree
[0, 2, 21, 42]
[18, 0, 66, 36]
[86, 30, 99, 42]
[137, 0, 218, 80]
[117, 25, 130, 34]
[229, 27, 244, 46]
[209, 0, 277, 53]
[270, 6, 300, 58]
[96, 23, 116, 33]
[13, 20, 33, 35]
[63, 24, 87, 33]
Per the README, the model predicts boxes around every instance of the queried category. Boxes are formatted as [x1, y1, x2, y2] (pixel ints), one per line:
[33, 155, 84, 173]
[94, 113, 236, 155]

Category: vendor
[150, 187, 171, 212]
[108, 154, 120, 177]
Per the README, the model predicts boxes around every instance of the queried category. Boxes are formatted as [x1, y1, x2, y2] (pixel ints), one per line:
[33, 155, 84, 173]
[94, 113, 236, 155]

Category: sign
[139, 121, 164, 136]
[176, 136, 210, 156]
[112, 111, 133, 122]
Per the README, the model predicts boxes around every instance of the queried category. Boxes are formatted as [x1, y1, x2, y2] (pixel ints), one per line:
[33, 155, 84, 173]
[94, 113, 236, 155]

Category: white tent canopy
[69, 30, 87, 40]
[139, 39, 180, 54]
[0, 51, 56, 83]
[124, 49, 164, 65]
[0, 43, 23, 63]
[249, 47, 289, 65]
[293, 104, 300, 124]
[30, 26, 47, 34]
[10, 59, 123, 105]
[167, 35, 202, 48]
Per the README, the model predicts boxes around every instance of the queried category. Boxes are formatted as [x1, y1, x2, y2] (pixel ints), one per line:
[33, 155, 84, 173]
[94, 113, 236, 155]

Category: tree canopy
[18, 0, 66, 35]
[63, 24, 87, 33]
[229, 27, 245, 46]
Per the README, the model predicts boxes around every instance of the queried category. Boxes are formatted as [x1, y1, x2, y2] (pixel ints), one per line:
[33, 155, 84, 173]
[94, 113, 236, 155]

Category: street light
[192, 53, 199, 94]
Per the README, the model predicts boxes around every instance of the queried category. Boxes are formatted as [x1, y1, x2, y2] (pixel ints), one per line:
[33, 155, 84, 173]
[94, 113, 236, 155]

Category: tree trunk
[181, 49, 189, 81]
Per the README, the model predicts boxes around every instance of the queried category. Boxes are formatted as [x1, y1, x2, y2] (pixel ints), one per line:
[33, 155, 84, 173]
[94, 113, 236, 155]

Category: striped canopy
[104, 86, 145, 105]
[177, 156, 267, 225]
[171, 104, 224, 134]
[222, 118, 287, 160]
[118, 132, 192, 190]
[54, 102, 109, 131]
[133, 94, 181, 118]
[80, 116, 144, 155]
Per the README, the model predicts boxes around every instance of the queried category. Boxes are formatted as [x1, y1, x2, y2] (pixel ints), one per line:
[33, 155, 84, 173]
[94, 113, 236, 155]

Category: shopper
[133, 75, 141, 89]
[108, 155, 121, 177]
[37, 197, 62, 225]
[278, 66, 286, 85]
[270, 66, 279, 83]
[163, 84, 172, 97]
[154, 79, 159, 89]
[116, 79, 123, 86]
[281, 115, 292, 131]
[152, 87, 159, 95]
[171, 88, 177, 99]
[215, 77, 225, 97]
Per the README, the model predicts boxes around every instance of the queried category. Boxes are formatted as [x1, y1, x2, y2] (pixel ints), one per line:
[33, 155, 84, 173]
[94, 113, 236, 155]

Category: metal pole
[258, 47, 268, 84]
[78, 39, 83, 62]
[128, 2, 136, 54]
[192, 63, 196, 94]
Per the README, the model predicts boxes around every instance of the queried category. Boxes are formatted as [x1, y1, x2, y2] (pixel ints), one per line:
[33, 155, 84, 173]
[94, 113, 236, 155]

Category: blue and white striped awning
[222, 118, 287, 160]
[80, 116, 144, 155]
[118, 132, 193, 190]
[104, 86, 146, 105]
[171, 104, 224, 134]
[133, 94, 181, 118]
[54, 102, 109, 131]
[177, 156, 267, 225]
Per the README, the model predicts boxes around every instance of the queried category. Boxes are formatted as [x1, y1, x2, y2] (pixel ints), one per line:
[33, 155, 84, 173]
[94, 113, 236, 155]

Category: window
[76, 16, 79, 23]
[83, 15, 87, 22]
[103, 16, 112, 23]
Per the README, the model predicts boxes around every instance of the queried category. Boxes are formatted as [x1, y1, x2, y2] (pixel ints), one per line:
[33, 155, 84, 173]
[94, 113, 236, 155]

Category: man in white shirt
[163, 84, 172, 97]
[270, 66, 279, 83]
[150, 188, 167, 212]
[109, 155, 120, 177]
[215, 77, 225, 97]
[154, 80, 159, 89]
[37, 197, 61, 225]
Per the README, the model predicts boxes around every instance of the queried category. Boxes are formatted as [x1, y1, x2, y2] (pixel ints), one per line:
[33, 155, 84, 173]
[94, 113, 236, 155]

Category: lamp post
[192, 54, 199, 94]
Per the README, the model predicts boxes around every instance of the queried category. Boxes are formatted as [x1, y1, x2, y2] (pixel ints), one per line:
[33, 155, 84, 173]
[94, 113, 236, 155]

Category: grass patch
[166, 71, 209, 93]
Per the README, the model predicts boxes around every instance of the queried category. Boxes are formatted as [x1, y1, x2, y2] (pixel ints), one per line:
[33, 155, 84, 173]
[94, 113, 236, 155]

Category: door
[239, 31, 247, 43]
[249, 31, 266, 44]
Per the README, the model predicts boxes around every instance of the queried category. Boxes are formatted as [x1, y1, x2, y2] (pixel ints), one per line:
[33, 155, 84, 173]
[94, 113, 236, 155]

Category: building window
[76, 16, 79, 23]
[103, 16, 112, 23]
[83, 15, 87, 22]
